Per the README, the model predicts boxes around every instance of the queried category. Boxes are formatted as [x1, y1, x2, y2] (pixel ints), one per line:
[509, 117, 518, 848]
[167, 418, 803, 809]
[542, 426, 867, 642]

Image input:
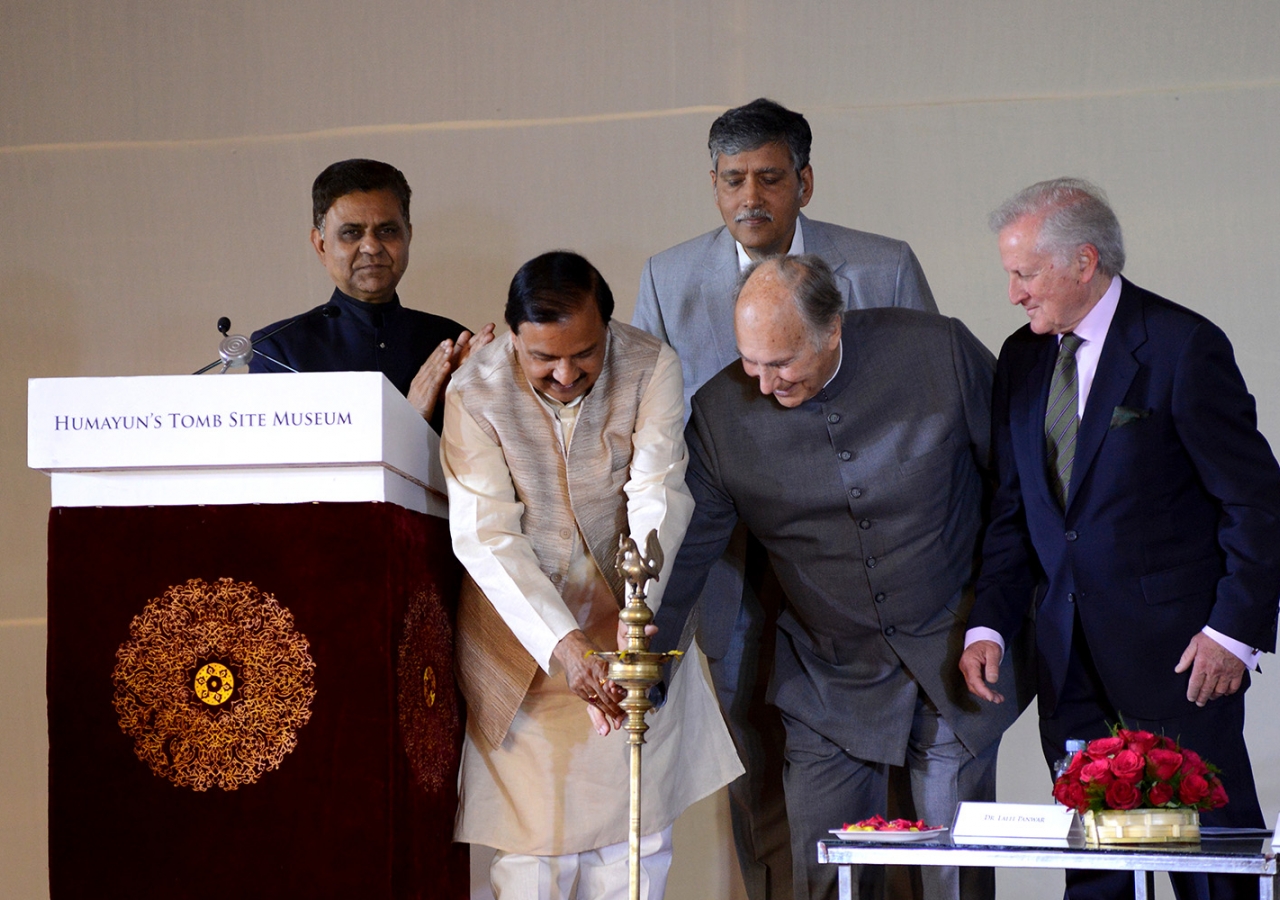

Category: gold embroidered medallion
[112, 577, 317, 791]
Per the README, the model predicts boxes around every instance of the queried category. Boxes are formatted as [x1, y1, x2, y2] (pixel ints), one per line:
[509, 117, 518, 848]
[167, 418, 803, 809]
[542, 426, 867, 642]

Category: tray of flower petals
[829, 816, 948, 843]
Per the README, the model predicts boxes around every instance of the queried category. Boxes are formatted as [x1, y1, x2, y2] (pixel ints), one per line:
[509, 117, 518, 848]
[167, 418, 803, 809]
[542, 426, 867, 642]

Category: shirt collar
[736, 216, 805, 270]
[1065, 274, 1122, 347]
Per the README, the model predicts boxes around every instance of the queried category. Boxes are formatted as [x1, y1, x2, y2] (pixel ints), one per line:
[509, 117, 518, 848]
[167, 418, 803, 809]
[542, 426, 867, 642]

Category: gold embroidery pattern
[397, 587, 459, 795]
[112, 577, 317, 791]
[422, 666, 437, 708]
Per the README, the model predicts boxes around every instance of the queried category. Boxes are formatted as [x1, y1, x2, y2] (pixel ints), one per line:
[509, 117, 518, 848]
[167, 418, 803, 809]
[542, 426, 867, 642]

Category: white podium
[30, 372, 468, 900]
[28, 371, 446, 516]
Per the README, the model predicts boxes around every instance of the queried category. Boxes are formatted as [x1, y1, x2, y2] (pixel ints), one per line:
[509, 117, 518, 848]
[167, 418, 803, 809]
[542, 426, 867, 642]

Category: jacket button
[875, 593, 886, 603]
[1067, 592, 1076, 604]
[866, 557, 877, 568]
[828, 413, 841, 424]
[884, 626, 896, 637]
[560, 528, 573, 539]
[850, 488, 863, 499]
[1065, 530, 1078, 541]
[839, 450, 852, 461]
[859, 518, 871, 530]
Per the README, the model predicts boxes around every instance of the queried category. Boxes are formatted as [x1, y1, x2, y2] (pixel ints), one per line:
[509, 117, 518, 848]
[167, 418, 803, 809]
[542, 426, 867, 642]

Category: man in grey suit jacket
[633, 98, 938, 900]
[654, 255, 1027, 900]
[634, 99, 937, 414]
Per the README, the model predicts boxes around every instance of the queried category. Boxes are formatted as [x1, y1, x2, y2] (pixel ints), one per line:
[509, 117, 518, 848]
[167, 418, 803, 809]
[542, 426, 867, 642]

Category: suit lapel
[698, 228, 743, 372]
[1067, 281, 1145, 511]
[803, 216, 856, 308]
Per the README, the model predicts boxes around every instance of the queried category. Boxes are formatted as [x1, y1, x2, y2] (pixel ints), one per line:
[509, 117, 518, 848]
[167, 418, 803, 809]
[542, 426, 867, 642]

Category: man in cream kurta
[441, 251, 741, 900]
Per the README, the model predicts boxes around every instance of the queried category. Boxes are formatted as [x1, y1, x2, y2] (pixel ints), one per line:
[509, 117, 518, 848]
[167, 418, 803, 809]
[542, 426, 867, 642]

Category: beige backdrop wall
[3, 2, 1280, 898]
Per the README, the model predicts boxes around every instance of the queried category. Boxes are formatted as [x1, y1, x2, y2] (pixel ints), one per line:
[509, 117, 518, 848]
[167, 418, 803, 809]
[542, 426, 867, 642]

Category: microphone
[193, 305, 341, 375]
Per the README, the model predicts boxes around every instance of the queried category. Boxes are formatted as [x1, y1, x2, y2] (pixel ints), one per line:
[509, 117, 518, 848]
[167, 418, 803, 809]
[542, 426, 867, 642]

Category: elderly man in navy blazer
[961, 178, 1280, 900]
[633, 98, 937, 900]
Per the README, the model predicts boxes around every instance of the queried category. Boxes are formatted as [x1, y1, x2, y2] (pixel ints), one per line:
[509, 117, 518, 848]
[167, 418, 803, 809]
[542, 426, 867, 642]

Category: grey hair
[738, 254, 842, 346]
[708, 98, 812, 175]
[989, 178, 1125, 276]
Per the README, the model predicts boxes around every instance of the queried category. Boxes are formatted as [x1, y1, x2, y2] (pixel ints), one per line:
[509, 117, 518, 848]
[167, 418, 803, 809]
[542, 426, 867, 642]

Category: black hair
[311, 159, 411, 230]
[708, 98, 812, 173]
[505, 251, 615, 331]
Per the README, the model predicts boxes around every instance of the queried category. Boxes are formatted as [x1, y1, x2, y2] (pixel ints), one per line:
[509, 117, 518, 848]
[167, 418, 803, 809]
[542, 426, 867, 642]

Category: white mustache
[735, 208, 773, 223]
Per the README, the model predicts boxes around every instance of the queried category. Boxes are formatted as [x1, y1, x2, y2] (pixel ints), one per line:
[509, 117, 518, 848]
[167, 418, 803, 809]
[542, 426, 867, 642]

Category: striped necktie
[1045, 332, 1084, 508]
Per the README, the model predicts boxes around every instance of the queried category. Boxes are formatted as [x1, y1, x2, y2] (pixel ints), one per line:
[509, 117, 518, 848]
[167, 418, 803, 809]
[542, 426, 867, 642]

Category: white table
[818, 835, 1277, 900]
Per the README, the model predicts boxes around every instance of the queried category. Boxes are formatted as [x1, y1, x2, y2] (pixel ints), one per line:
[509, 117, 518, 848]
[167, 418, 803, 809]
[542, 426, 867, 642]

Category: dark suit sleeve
[895, 243, 938, 314]
[649, 394, 741, 655]
[1172, 321, 1280, 651]
[631, 257, 670, 342]
[970, 342, 1043, 643]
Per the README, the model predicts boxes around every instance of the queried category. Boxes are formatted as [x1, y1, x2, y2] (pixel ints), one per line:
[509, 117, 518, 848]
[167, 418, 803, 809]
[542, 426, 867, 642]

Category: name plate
[952, 802, 1084, 849]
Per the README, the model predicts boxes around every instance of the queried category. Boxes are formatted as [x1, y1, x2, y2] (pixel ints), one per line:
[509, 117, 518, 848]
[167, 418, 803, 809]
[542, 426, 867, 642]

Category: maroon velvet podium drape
[47, 502, 467, 900]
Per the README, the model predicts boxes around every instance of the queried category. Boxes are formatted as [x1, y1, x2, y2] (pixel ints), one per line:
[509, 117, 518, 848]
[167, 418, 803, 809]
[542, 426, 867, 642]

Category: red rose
[1155, 735, 1178, 751]
[1146, 783, 1174, 806]
[1054, 780, 1088, 812]
[1062, 751, 1086, 780]
[1180, 750, 1208, 777]
[1110, 749, 1144, 784]
[1081, 759, 1115, 785]
[1086, 736, 1126, 759]
[1148, 748, 1184, 781]
[1179, 774, 1211, 806]
[1123, 730, 1159, 755]
[1105, 781, 1143, 810]
[1205, 779, 1230, 811]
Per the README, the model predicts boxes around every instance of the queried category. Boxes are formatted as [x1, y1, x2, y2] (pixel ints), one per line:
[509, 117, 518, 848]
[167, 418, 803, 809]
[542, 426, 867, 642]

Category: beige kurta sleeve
[441, 383, 580, 673]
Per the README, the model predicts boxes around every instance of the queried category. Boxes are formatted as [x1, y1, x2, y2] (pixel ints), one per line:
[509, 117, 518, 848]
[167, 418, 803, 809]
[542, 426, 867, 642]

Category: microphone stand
[193, 305, 339, 375]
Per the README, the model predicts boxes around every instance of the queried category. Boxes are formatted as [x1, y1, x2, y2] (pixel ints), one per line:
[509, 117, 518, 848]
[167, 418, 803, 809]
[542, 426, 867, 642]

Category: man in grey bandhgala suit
[632, 99, 937, 900]
[654, 255, 1028, 900]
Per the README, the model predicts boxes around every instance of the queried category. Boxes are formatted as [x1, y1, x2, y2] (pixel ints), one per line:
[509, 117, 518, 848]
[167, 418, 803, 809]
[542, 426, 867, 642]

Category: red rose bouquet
[1051, 726, 1229, 814]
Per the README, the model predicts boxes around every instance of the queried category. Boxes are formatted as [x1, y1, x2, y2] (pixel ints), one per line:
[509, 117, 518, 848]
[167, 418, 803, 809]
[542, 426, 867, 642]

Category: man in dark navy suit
[961, 178, 1280, 900]
[251, 158, 492, 431]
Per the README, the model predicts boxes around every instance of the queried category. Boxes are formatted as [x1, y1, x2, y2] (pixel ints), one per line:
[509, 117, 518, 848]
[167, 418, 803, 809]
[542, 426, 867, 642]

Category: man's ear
[798, 165, 814, 208]
[1077, 243, 1101, 283]
[309, 227, 326, 262]
[826, 316, 842, 352]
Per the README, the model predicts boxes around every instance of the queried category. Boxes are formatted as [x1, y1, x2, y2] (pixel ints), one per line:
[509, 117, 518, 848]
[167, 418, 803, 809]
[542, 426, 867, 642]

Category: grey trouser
[782, 695, 998, 900]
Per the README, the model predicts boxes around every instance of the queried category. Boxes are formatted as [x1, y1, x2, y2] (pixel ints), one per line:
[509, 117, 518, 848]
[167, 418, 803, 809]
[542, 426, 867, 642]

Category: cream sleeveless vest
[452, 320, 662, 747]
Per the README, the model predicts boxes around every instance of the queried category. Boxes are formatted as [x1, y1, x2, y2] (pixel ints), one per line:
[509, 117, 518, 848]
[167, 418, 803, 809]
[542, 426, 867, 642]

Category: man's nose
[359, 233, 385, 256]
[553, 359, 576, 385]
[1008, 277, 1027, 305]
[743, 176, 762, 207]
[757, 370, 778, 395]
